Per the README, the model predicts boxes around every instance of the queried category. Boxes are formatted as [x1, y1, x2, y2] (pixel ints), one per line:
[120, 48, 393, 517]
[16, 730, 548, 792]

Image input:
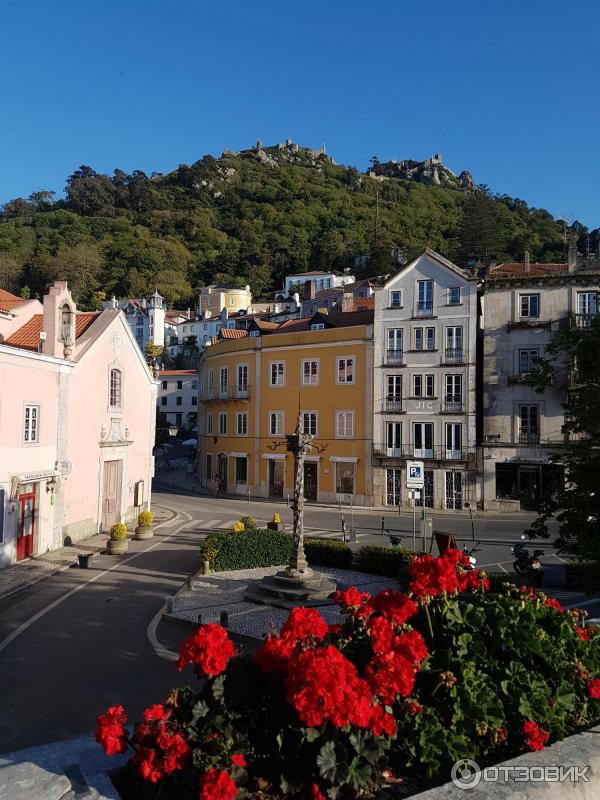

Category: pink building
[0, 282, 157, 566]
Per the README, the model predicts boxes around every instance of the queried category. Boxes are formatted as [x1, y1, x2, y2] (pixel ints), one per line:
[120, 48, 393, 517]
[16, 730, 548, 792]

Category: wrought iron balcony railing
[442, 348, 464, 365]
[518, 431, 540, 445]
[415, 301, 434, 317]
[571, 313, 597, 330]
[199, 385, 251, 402]
[385, 349, 406, 366]
[384, 398, 405, 413]
[442, 397, 463, 413]
[373, 443, 475, 462]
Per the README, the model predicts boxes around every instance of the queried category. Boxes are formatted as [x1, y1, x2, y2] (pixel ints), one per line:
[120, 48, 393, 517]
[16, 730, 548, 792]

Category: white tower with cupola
[147, 290, 165, 347]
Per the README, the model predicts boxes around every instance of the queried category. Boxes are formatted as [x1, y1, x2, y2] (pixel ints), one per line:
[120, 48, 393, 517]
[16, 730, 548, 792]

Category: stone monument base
[244, 566, 336, 609]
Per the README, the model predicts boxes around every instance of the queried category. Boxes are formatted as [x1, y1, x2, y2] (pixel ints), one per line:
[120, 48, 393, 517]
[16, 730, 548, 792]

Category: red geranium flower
[522, 720, 550, 751]
[134, 747, 164, 783]
[576, 627, 590, 641]
[95, 704, 128, 756]
[369, 703, 397, 736]
[374, 590, 417, 626]
[307, 783, 326, 800]
[199, 768, 238, 800]
[280, 607, 328, 642]
[143, 704, 169, 722]
[231, 753, 246, 768]
[394, 628, 428, 665]
[333, 586, 371, 609]
[587, 679, 600, 699]
[254, 633, 295, 674]
[409, 553, 461, 597]
[177, 624, 235, 677]
[544, 597, 564, 613]
[368, 615, 394, 655]
[364, 651, 416, 703]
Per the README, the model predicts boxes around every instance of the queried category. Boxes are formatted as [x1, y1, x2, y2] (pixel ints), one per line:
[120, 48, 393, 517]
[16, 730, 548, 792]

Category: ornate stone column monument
[245, 414, 336, 608]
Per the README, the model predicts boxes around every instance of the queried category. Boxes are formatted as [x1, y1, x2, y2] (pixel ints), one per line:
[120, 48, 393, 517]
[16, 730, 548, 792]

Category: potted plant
[77, 552, 95, 569]
[134, 510, 154, 540]
[107, 522, 128, 555]
[267, 512, 284, 532]
[231, 521, 245, 533]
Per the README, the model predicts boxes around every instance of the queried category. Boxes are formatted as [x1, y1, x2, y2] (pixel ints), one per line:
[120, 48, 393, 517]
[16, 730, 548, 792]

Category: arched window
[61, 303, 74, 341]
[109, 368, 122, 408]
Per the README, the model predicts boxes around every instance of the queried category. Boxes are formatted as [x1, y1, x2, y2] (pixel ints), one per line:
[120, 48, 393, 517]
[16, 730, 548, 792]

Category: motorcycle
[511, 537, 544, 587]
[461, 541, 481, 570]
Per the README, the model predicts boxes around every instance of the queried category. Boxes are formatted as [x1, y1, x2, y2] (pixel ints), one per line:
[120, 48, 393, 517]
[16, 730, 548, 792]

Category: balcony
[385, 349, 406, 366]
[518, 431, 540, 445]
[384, 398, 405, 413]
[442, 348, 464, 365]
[571, 313, 597, 330]
[373, 443, 475, 462]
[200, 385, 251, 402]
[442, 397, 463, 413]
[414, 301, 434, 318]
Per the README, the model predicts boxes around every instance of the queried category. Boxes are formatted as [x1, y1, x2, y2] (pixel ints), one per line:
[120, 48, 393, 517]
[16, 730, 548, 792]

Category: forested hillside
[0, 143, 590, 308]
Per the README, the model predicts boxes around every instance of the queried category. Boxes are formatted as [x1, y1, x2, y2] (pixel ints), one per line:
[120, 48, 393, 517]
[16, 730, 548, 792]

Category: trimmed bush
[305, 538, 353, 568]
[137, 510, 154, 528]
[357, 544, 420, 581]
[238, 516, 257, 531]
[199, 529, 292, 571]
[565, 561, 600, 595]
[481, 572, 534, 593]
[110, 523, 127, 541]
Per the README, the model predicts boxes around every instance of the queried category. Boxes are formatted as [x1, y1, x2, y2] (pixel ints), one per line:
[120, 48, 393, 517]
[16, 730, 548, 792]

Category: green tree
[526, 318, 600, 558]
[145, 342, 164, 364]
[459, 185, 507, 261]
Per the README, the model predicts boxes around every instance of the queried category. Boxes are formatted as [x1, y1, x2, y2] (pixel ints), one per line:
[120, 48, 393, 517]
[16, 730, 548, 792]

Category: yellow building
[199, 284, 252, 317]
[197, 311, 374, 504]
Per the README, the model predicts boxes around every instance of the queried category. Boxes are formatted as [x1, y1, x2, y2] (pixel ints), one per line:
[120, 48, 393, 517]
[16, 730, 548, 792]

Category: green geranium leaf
[317, 741, 338, 782]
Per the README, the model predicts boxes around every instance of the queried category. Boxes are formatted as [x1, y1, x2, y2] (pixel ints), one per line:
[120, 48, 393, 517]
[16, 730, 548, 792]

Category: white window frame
[218, 413, 227, 436]
[386, 421, 402, 456]
[23, 404, 40, 444]
[301, 411, 318, 436]
[413, 374, 434, 398]
[206, 413, 213, 435]
[237, 363, 249, 395]
[389, 290, 403, 308]
[301, 359, 319, 386]
[335, 462, 355, 495]
[236, 412, 248, 436]
[269, 361, 286, 387]
[335, 410, 354, 438]
[445, 422, 462, 459]
[518, 349, 539, 373]
[520, 293, 540, 319]
[269, 411, 284, 436]
[448, 287, 462, 305]
[414, 421, 434, 458]
[426, 327, 435, 350]
[311, 323, 325, 331]
[219, 367, 228, 397]
[336, 356, 355, 385]
[414, 327, 423, 350]
[109, 367, 123, 409]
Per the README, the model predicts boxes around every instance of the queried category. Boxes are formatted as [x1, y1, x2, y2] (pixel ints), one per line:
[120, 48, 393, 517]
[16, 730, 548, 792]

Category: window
[386, 421, 402, 455]
[390, 290, 402, 307]
[448, 287, 461, 305]
[335, 463, 355, 495]
[219, 367, 228, 395]
[519, 349, 539, 373]
[176, 396, 182, 406]
[577, 291, 598, 315]
[336, 357, 355, 384]
[446, 423, 462, 458]
[191, 381, 198, 390]
[414, 422, 434, 458]
[445, 326, 463, 363]
[270, 361, 285, 386]
[161, 381, 167, 390]
[109, 368, 122, 408]
[161, 397, 167, 406]
[302, 412, 318, 436]
[520, 293, 540, 318]
[177, 380, 183, 390]
[207, 370, 213, 389]
[237, 412, 248, 436]
[426, 327, 435, 350]
[237, 364, 248, 393]
[413, 374, 434, 398]
[235, 456, 247, 484]
[24, 404, 40, 443]
[417, 280, 434, 316]
[250, 330, 259, 337]
[269, 411, 284, 436]
[445, 374, 462, 411]
[302, 359, 319, 385]
[311, 323, 325, 331]
[519, 405, 540, 444]
[387, 329, 403, 353]
[218, 413, 227, 435]
[191, 396, 198, 406]
[414, 328, 423, 351]
[206, 453, 212, 481]
[335, 410, 354, 438]
[387, 375, 402, 400]
[207, 413, 213, 435]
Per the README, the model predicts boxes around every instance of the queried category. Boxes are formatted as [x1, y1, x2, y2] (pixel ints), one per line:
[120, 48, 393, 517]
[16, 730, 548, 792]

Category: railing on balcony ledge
[571, 313, 597, 330]
[442, 348, 464, 365]
[518, 431, 540, 445]
[442, 397, 463, 413]
[384, 398, 405, 413]
[385, 349, 405, 366]
[414, 301, 434, 318]
[200, 385, 251, 402]
[373, 443, 475, 462]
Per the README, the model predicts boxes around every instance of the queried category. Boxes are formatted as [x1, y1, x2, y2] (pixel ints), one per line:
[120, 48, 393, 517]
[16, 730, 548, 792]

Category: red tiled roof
[491, 262, 567, 276]
[327, 309, 374, 327]
[349, 297, 375, 311]
[5, 312, 101, 352]
[276, 318, 312, 332]
[253, 320, 279, 330]
[219, 328, 248, 339]
[0, 288, 27, 313]
[160, 369, 197, 376]
[314, 287, 342, 299]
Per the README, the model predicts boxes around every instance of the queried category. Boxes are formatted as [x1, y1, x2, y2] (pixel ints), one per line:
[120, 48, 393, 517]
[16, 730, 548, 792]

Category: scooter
[511, 536, 544, 587]
[461, 541, 481, 569]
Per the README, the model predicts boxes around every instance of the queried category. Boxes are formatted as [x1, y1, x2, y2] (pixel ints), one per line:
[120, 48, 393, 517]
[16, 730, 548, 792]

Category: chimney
[341, 292, 354, 313]
[305, 280, 315, 301]
[568, 235, 578, 273]
[523, 251, 530, 273]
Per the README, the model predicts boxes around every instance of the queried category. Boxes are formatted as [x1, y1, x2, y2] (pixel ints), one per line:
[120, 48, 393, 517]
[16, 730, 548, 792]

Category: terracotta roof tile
[253, 320, 279, 330]
[5, 312, 101, 352]
[160, 369, 197, 376]
[219, 328, 248, 339]
[491, 262, 567, 276]
[0, 288, 27, 313]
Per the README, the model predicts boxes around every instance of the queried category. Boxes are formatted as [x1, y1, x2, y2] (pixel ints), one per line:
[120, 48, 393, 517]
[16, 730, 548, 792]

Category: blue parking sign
[409, 465, 422, 479]
[406, 460, 425, 488]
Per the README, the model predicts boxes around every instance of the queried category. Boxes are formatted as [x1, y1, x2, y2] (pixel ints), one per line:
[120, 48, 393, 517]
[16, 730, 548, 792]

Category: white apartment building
[158, 369, 198, 431]
[481, 249, 600, 511]
[278, 270, 355, 299]
[372, 250, 477, 510]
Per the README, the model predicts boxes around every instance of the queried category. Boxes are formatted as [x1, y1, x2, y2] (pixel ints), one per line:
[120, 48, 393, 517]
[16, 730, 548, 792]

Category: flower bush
[137, 511, 154, 528]
[272, 513, 282, 524]
[109, 523, 127, 541]
[231, 521, 245, 534]
[96, 549, 600, 798]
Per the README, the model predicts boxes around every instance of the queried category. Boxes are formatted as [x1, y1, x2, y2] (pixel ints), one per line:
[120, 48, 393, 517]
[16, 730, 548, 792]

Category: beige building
[199, 284, 252, 317]
[481, 247, 599, 510]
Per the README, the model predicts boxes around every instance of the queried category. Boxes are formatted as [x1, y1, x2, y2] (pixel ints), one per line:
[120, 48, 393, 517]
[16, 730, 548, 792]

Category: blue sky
[1, 0, 598, 226]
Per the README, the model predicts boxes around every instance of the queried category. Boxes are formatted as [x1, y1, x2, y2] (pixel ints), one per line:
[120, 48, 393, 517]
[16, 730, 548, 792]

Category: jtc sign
[406, 461, 424, 489]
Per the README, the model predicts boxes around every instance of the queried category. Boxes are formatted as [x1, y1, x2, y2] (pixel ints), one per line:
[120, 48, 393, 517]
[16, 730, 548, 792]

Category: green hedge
[200, 529, 292, 571]
[305, 539, 353, 568]
[356, 545, 420, 581]
[565, 562, 600, 595]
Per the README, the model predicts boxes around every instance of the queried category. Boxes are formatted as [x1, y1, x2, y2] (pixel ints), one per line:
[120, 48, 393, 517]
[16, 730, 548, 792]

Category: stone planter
[134, 525, 153, 540]
[267, 521, 284, 532]
[107, 538, 128, 555]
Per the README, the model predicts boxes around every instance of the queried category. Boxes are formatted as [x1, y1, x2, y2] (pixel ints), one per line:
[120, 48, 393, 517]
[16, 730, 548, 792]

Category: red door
[16, 492, 35, 561]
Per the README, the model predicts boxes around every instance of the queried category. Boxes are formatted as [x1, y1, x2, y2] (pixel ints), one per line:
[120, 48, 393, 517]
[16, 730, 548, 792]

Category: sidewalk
[0, 506, 173, 603]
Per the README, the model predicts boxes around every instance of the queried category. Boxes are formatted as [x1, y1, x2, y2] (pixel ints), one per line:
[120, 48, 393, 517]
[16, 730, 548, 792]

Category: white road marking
[219, 520, 238, 529]
[0, 509, 192, 656]
[563, 597, 600, 609]
[161, 517, 181, 528]
[147, 607, 179, 663]
[199, 519, 221, 529]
